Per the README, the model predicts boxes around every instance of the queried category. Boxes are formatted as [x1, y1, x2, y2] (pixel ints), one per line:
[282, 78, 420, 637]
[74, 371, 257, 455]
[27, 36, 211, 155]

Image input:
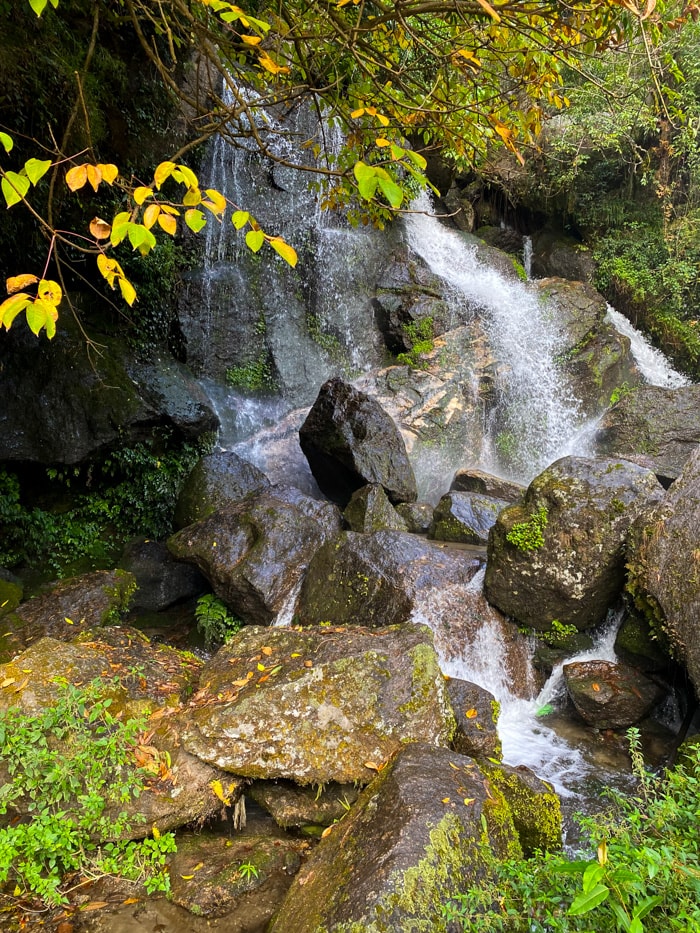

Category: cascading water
[404, 193, 583, 481]
[605, 304, 691, 388]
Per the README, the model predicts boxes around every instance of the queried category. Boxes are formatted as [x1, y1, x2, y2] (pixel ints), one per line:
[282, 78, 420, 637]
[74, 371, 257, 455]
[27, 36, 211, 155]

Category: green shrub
[506, 505, 548, 552]
[0, 678, 176, 906]
[442, 729, 700, 931]
[195, 593, 243, 647]
[396, 317, 435, 369]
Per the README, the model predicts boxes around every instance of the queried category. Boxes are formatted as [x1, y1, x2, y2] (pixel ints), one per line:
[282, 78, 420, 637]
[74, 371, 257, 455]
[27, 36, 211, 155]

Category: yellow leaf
[158, 213, 177, 236]
[258, 50, 289, 75]
[376, 113, 390, 127]
[6, 274, 38, 294]
[598, 840, 608, 864]
[261, 646, 273, 656]
[37, 279, 62, 306]
[203, 188, 227, 214]
[154, 161, 177, 189]
[321, 825, 334, 838]
[465, 708, 478, 719]
[210, 779, 232, 805]
[241, 34, 262, 45]
[375, 138, 390, 147]
[118, 276, 137, 306]
[592, 682, 600, 692]
[65, 164, 88, 192]
[1, 677, 16, 688]
[463, 798, 476, 805]
[86, 164, 103, 192]
[350, 108, 365, 118]
[134, 186, 154, 205]
[142, 203, 161, 230]
[183, 187, 202, 207]
[180, 874, 194, 880]
[89, 217, 111, 240]
[268, 236, 298, 267]
[364, 761, 381, 771]
[257, 662, 266, 671]
[0, 293, 31, 330]
[152, 825, 161, 840]
[98, 163, 119, 185]
[442, 797, 451, 803]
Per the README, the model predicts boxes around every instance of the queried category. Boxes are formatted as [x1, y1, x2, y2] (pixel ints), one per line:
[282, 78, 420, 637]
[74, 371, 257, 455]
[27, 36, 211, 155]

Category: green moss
[399, 644, 456, 745]
[102, 571, 137, 625]
[479, 763, 562, 856]
[505, 505, 548, 552]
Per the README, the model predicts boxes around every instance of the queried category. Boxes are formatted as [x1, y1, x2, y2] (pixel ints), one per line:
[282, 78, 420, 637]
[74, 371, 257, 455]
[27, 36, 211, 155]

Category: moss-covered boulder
[484, 456, 664, 631]
[625, 443, 700, 695]
[537, 277, 641, 416]
[563, 659, 665, 730]
[299, 376, 418, 507]
[3, 569, 136, 652]
[343, 483, 408, 533]
[168, 486, 341, 625]
[268, 743, 522, 933]
[180, 623, 455, 785]
[477, 761, 561, 856]
[173, 450, 271, 528]
[429, 490, 505, 545]
[593, 385, 700, 485]
[395, 500, 434, 533]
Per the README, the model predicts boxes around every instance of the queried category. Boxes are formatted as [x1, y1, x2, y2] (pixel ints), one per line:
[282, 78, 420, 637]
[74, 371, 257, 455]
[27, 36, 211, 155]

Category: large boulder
[446, 678, 502, 761]
[484, 457, 664, 631]
[167, 486, 342, 625]
[625, 444, 700, 695]
[563, 659, 666, 730]
[450, 468, 525, 502]
[119, 538, 206, 612]
[299, 377, 417, 506]
[268, 743, 523, 933]
[593, 385, 700, 485]
[0, 319, 218, 465]
[180, 623, 455, 785]
[174, 450, 270, 528]
[429, 490, 505, 545]
[343, 483, 408, 533]
[536, 278, 640, 416]
[298, 531, 535, 698]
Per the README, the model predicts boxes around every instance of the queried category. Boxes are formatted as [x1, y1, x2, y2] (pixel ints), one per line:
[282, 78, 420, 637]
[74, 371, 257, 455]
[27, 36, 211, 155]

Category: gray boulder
[429, 490, 505, 545]
[450, 468, 525, 502]
[180, 624, 455, 785]
[563, 659, 665, 730]
[299, 377, 417, 506]
[167, 487, 341, 625]
[343, 483, 408, 533]
[447, 678, 502, 761]
[625, 444, 700, 695]
[119, 538, 206, 612]
[174, 450, 270, 528]
[484, 456, 664, 631]
[593, 385, 700, 484]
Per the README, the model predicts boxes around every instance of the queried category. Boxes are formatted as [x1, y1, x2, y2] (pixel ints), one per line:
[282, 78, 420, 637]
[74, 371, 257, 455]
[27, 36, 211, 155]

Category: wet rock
[168, 825, 307, 920]
[395, 500, 434, 533]
[625, 444, 700, 695]
[0, 319, 217, 465]
[343, 483, 408, 533]
[4, 569, 136, 650]
[120, 538, 207, 612]
[248, 780, 360, 829]
[174, 450, 271, 528]
[446, 678, 502, 760]
[537, 278, 641, 416]
[180, 623, 455, 785]
[477, 761, 562, 856]
[593, 385, 700, 485]
[563, 659, 666, 730]
[429, 490, 505, 545]
[530, 230, 596, 283]
[484, 456, 664, 631]
[268, 743, 522, 933]
[299, 377, 417, 506]
[450, 468, 525, 502]
[167, 487, 341, 625]
[614, 614, 672, 674]
[298, 530, 535, 698]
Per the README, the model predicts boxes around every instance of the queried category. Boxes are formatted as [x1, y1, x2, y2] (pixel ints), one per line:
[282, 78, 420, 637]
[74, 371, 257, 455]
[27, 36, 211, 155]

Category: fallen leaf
[261, 646, 273, 656]
[304, 660, 313, 668]
[591, 683, 601, 692]
[442, 797, 451, 804]
[79, 902, 109, 912]
[465, 708, 478, 719]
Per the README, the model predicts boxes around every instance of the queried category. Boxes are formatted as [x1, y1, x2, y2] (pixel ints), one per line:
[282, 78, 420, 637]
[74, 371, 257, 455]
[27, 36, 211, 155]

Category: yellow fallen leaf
[442, 797, 451, 804]
[364, 761, 381, 771]
[261, 646, 273, 656]
[463, 798, 476, 805]
[465, 708, 478, 719]
[592, 683, 601, 692]
[321, 825, 334, 838]
[1, 677, 16, 688]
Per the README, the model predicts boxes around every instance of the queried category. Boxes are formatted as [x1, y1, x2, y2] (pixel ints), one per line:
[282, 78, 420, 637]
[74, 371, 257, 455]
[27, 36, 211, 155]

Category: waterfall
[605, 304, 690, 388]
[404, 194, 583, 481]
[522, 235, 533, 279]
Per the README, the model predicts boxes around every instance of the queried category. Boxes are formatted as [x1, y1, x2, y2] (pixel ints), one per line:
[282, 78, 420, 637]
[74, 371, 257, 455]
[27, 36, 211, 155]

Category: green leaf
[245, 229, 265, 252]
[377, 175, 404, 209]
[405, 149, 427, 170]
[568, 883, 609, 915]
[2, 171, 30, 208]
[24, 159, 52, 185]
[353, 162, 379, 200]
[0, 132, 13, 153]
[127, 223, 157, 255]
[232, 210, 250, 229]
[110, 212, 131, 247]
[184, 208, 206, 233]
[28, 0, 48, 14]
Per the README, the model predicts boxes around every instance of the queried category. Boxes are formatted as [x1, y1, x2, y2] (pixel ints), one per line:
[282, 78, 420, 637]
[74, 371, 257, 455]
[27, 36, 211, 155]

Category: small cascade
[522, 235, 533, 279]
[405, 194, 583, 481]
[605, 305, 691, 387]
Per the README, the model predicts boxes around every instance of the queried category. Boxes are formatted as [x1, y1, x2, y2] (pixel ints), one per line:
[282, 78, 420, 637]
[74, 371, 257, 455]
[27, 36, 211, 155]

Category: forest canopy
[0, 0, 694, 336]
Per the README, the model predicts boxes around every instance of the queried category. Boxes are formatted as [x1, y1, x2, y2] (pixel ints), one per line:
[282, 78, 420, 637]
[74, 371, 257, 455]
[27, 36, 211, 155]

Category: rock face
[484, 457, 664, 631]
[0, 320, 218, 465]
[563, 660, 665, 730]
[536, 278, 640, 416]
[429, 491, 505, 545]
[625, 444, 700, 695]
[248, 780, 361, 829]
[593, 385, 700, 484]
[269, 743, 522, 933]
[167, 486, 342, 625]
[447, 678, 502, 761]
[174, 451, 270, 528]
[299, 377, 417, 506]
[450, 468, 524, 502]
[181, 624, 455, 785]
[343, 483, 408, 533]
[119, 538, 206, 612]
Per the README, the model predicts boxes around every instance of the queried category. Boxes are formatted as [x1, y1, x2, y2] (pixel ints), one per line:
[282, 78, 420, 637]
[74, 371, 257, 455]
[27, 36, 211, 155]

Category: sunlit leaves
[268, 237, 298, 266]
[232, 210, 250, 229]
[245, 228, 265, 251]
[89, 217, 111, 240]
[65, 162, 118, 192]
[2, 172, 30, 208]
[353, 161, 404, 208]
[0, 132, 13, 153]
[28, 0, 58, 15]
[258, 51, 290, 75]
[0, 276, 61, 338]
[185, 209, 206, 233]
[97, 255, 137, 306]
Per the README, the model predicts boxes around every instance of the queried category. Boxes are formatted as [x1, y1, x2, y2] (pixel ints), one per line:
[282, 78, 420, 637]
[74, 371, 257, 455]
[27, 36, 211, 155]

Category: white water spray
[405, 194, 583, 481]
[605, 305, 690, 388]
